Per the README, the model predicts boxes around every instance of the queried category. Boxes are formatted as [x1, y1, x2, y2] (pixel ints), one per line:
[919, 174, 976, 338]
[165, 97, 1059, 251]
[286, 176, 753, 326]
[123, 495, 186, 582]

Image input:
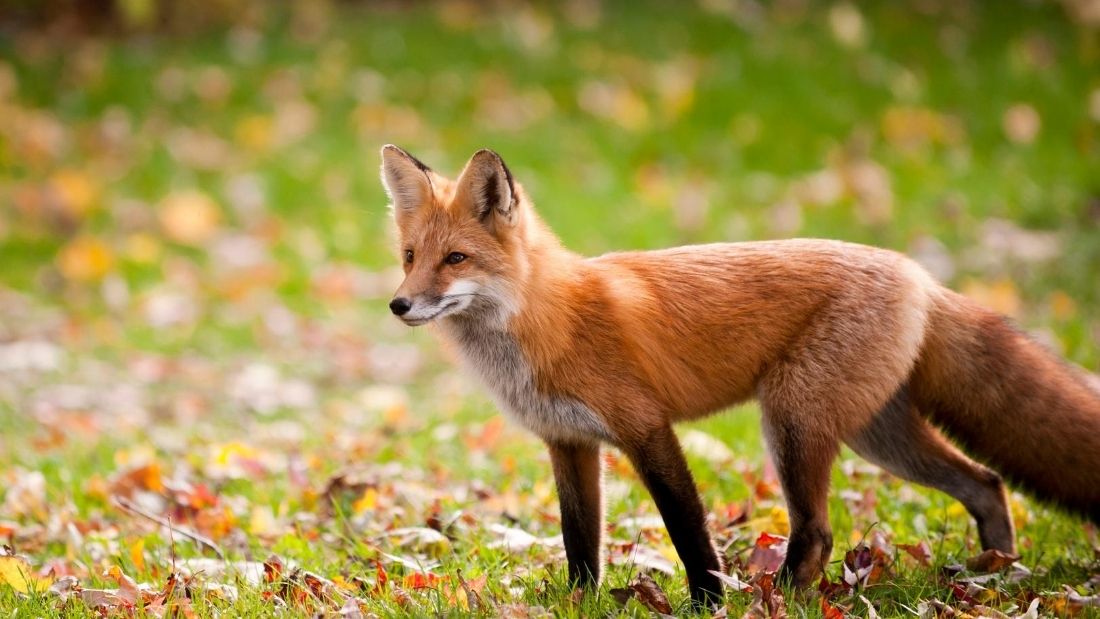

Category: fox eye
[404, 250, 414, 263]
[445, 252, 467, 265]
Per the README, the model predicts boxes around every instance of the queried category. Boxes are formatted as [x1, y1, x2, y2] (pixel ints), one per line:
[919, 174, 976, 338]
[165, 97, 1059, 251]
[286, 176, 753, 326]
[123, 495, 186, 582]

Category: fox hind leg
[846, 386, 1016, 553]
[760, 408, 839, 587]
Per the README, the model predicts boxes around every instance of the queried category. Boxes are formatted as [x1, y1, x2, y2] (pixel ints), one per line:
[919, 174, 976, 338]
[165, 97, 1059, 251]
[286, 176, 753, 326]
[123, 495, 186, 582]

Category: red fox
[381, 144, 1100, 606]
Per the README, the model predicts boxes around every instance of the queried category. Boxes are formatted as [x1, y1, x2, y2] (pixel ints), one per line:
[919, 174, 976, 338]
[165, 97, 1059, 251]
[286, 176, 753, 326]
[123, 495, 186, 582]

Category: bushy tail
[911, 290, 1100, 522]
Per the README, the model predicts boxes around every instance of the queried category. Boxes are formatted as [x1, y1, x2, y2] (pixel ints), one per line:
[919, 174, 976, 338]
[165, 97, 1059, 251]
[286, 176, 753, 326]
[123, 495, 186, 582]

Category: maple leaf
[0, 552, 54, 593]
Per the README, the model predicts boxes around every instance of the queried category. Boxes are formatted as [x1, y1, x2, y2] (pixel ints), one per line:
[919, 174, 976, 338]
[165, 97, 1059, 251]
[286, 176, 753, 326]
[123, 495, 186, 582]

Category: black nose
[389, 297, 412, 316]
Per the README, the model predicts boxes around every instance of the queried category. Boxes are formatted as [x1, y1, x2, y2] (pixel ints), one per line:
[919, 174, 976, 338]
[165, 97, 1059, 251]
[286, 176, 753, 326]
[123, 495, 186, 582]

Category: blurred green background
[1, 0, 1099, 615]
[2, 0, 1098, 358]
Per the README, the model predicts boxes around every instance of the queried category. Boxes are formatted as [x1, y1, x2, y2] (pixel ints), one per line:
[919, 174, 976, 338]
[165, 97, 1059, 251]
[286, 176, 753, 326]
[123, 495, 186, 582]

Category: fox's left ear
[455, 149, 517, 227]
[380, 144, 433, 219]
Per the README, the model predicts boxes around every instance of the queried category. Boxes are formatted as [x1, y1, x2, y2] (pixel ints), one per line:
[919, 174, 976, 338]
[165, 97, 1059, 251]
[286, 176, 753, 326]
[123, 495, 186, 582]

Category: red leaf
[741, 572, 787, 619]
[402, 571, 444, 589]
[756, 532, 786, 548]
[373, 559, 388, 594]
[746, 533, 788, 575]
[263, 554, 285, 583]
[820, 596, 845, 619]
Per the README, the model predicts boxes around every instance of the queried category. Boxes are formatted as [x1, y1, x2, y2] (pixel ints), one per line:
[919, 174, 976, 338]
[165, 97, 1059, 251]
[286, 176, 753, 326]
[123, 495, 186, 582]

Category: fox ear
[380, 144, 433, 218]
[455, 149, 516, 226]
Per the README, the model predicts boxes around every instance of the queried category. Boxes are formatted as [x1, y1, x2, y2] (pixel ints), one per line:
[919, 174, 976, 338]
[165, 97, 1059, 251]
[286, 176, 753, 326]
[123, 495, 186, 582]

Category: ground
[1, 1, 1099, 616]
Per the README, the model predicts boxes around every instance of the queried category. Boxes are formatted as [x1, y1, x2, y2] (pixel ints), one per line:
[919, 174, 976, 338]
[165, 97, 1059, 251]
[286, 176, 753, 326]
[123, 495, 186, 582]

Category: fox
[380, 144, 1100, 607]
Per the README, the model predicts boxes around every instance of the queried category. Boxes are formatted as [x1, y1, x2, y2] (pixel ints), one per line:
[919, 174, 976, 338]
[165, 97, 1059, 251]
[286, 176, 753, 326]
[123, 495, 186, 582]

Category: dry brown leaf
[80, 588, 127, 610]
[104, 564, 142, 605]
[741, 572, 787, 619]
[629, 573, 673, 614]
[965, 549, 1021, 573]
[899, 541, 934, 566]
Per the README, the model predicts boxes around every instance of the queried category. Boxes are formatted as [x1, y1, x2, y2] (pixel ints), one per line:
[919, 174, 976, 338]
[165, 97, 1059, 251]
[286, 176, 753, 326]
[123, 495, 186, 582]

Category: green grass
[1, 0, 1099, 616]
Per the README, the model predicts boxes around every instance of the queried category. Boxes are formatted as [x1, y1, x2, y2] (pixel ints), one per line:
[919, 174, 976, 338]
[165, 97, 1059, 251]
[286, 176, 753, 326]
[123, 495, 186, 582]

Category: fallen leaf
[178, 558, 266, 586]
[1057, 586, 1100, 613]
[709, 569, 752, 592]
[746, 505, 789, 536]
[965, 549, 1021, 573]
[629, 573, 673, 614]
[0, 554, 54, 593]
[860, 594, 881, 619]
[741, 572, 787, 619]
[899, 541, 934, 566]
[1003, 103, 1041, 144]
[610, 585, 634, 606]
[46, 575, 79, 601]
[1015, 597, 1041, 619]
[381, 526, 451, 557]
[624, 544, 677, 576]
[49, 169, 99, 217]
[843, 542, 890, 587]
[57, 235, 115, 282]
[80, 588, 127, 610]
[820, 596, 846, 619]
[160, 190, 222, 245]
[338, 596, 367, 618]
[104, 565, 142, 605]
[402, 571, 443, 590]
[680, 429, 736, 464]
[745, 532, 788, 575]
[487, 524, 562, 553]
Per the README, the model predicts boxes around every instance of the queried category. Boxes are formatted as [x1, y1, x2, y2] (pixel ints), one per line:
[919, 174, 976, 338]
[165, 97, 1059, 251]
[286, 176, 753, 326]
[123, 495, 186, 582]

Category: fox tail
[911, 290, 1100, 522]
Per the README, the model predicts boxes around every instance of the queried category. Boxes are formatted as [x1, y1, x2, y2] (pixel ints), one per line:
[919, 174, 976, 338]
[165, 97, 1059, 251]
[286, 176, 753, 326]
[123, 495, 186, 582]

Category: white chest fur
[441, 318, 610, 445]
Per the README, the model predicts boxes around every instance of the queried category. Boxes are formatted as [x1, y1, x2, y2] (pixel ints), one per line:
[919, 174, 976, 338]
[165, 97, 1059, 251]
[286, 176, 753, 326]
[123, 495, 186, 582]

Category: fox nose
[389, 297, 412, 316]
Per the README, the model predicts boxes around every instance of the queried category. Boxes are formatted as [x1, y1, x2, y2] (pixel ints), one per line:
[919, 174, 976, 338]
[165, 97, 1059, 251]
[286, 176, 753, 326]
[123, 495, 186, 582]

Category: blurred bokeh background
[1, 0, 1099, 614]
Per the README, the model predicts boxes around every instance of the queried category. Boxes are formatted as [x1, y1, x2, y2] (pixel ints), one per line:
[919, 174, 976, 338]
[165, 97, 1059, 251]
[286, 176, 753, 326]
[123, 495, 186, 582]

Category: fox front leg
[547, 441, 604, 589]
[623, 425, 725, 608]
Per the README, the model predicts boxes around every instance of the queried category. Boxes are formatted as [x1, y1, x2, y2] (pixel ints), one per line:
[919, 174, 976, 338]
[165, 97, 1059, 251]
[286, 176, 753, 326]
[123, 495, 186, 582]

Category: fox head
[381, 145, 532, 327]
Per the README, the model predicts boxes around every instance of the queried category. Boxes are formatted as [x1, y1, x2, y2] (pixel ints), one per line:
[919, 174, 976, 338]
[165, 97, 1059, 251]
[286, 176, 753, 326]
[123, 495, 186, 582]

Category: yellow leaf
[214, 441, 260, 465]
[353, 488, 378, 514]
[1011, 495, 1031, 529]
[84, 474, 109, 502]
[747, 505, 790, 536]
[946, 501, 968, 518]
[249, 505, 278, 536]
[1049, 291, 1076, 320]
[50, 169, 99, 217]
[125, 232, 162, 265]
[235, 115, 274, 153]
[57, 235, 114, 281]
[0, 555, 54, 593]
[129, 539, 145, 574]
[159, 191, 221, 245]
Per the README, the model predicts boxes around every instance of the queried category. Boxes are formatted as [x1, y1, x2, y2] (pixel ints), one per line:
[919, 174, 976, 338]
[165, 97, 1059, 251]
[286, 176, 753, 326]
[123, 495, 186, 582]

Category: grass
[1, 0, 1099, 616]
